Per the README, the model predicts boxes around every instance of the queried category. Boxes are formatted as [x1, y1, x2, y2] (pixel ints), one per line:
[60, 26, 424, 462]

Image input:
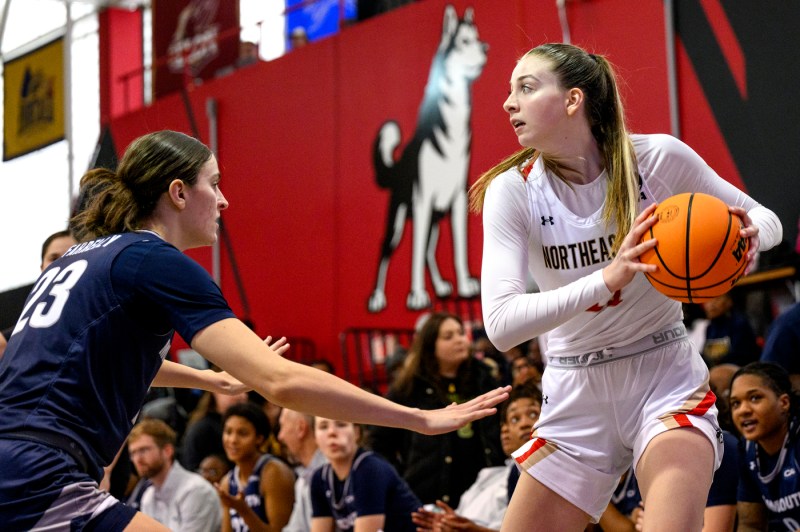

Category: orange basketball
[639, 192, 749, 303]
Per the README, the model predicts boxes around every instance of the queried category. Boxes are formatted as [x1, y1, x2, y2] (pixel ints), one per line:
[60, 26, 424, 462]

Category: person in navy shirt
[732, 362, 800, 531]
[0, 130, 509, 531]
[217, 402, 294, 531]
[311, 417, 421, 532]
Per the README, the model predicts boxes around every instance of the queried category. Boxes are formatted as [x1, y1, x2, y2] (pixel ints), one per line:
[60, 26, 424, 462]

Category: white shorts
[511, 322, 723, 522]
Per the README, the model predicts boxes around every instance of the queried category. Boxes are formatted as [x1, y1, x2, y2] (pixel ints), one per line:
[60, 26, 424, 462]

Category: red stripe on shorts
[669, 389, 717, 427]
[515, 437, 547, 464]
[687, 389, 716, 416]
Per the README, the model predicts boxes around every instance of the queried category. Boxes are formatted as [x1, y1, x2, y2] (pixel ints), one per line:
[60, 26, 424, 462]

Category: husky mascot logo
[368, 5, 486, 313]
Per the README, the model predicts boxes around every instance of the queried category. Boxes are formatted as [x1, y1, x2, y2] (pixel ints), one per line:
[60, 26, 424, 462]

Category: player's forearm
[152, 360, 222, 392]
[193, 319, 424, 431]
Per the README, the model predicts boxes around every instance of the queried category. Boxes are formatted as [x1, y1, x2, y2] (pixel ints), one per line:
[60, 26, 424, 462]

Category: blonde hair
[469, 43, 639, 254]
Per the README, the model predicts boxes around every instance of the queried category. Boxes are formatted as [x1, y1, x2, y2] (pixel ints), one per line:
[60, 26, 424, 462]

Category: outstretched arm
[152, 336, 288, 394]
[192, 319, 509, 434]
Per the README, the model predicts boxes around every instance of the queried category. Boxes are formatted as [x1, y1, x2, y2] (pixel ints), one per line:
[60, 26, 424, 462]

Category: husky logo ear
[441, 5, 458, 45]
[464, 7, 474, 24]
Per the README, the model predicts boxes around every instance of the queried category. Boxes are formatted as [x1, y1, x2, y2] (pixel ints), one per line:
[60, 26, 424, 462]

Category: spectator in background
[128, 418, 222, 532]
[760, 302, 800, 390]
[217, 401, 295, 532]
[198, 453, 230, 485]
[701, 293, 761, 368]
[0, 229, 77, 358]
[248, 390, 287, 460]
[708, 363, 740, 433]
[238, 41, 259, 67]
[180, 389, 248, 472]
[368, 312, 504, 508]
[309, 359, 335, 374]
[589, 467, 641, 532]
[310, 418, 420, 532]
[473, 327, 511, 386]
[412, 383, 543, 531]
[278, 408, 328, 532]
[510, 354, 542, 389]
[289, 27, 308, 50]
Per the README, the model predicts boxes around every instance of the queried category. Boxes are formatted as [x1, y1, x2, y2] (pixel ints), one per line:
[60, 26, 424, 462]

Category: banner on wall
[285, 0, 357, 48]
[3, 38, 65, 161]
[152, 0, 239, 98]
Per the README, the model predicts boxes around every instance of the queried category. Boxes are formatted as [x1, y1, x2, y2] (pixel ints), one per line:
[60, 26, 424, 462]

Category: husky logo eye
[368, 5, 486, 313]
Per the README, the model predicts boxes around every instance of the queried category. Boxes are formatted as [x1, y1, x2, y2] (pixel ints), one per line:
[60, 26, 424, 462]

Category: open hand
[215, 483, 249, 513]
[264, 335, 290, 356]
[602, 203, 659, 293]
[416, 386, 510, 436]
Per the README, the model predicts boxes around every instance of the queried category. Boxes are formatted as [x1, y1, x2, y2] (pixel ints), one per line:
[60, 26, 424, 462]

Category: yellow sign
[3, 38, 65, 161]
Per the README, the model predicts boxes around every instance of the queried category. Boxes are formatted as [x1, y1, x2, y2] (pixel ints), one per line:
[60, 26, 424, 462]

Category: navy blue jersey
[707, 430, 739, 507]
[227, 454, 274, 531]
[310, 448, 421, 532]
[739, 425, 800, 531]
[0, 232, 234, 480]
[610, 467, 641, 517]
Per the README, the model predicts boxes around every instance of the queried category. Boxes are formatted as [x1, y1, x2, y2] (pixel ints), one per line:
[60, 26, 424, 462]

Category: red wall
[108, 0, 673, 365]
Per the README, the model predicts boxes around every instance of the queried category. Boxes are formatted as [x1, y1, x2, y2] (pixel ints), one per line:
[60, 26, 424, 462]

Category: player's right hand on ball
[602, 203, 659, 293]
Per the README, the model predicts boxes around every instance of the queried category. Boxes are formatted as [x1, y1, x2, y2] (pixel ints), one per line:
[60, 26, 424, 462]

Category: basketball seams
[684, 193, 694, 303]
[640, 192, 748, 303]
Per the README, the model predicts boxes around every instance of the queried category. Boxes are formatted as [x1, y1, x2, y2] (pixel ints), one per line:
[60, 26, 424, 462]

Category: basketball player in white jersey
[470, 43, 782, 531]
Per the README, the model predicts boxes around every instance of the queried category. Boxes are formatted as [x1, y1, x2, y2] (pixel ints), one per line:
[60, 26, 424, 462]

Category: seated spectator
[701, 293, 761, 368]
[412, 383, 542, 531]
[368, 312, 504, 507]
[731, 362, 800, 531]
[309, 359, 336, 374]
[180, 389, 248, 472]
[278, 408, 328, 532]
[248, 390, 287, 460]
[760, 302, 800, 390]
[590, 467, 641, 532]
[473, 327, 510, 385]
[217, 402, 295, 531]
[510, 354, 542, 389]
[0, 229, 77, 358]
[128, 418, 222, 531]
[197, 453, 231, 485]
[289, 27, 309, 50]
[310, 417, 420, 531]
[703, 430, 739, 532]
[708, 363, 740, 433]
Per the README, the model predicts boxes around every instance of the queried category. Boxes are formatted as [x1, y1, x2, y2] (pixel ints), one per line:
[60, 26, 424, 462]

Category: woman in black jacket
[368, 312, 504, 508]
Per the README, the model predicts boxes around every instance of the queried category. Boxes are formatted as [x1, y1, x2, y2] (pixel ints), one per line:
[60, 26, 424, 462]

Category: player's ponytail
[70, 168, 136, 241]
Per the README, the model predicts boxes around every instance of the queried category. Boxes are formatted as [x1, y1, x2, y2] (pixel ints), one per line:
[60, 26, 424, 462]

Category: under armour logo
[541, 216, 554, 225]
[637, 174, 648, 201]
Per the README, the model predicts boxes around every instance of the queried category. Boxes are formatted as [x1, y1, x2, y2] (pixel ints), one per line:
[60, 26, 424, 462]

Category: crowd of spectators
[6, 228, 800, 530]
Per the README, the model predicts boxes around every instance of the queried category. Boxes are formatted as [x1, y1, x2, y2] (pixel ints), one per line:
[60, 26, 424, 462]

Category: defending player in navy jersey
[0, 130, 509, 531]
[732, 362, 800, 531]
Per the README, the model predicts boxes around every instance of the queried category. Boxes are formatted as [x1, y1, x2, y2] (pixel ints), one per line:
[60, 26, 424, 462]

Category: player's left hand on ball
[729, 205, 760, 275]
[416, 386, 510, 435]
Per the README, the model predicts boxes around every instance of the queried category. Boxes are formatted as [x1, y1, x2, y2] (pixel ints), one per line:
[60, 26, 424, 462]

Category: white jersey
[481, 133, 782, 357]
